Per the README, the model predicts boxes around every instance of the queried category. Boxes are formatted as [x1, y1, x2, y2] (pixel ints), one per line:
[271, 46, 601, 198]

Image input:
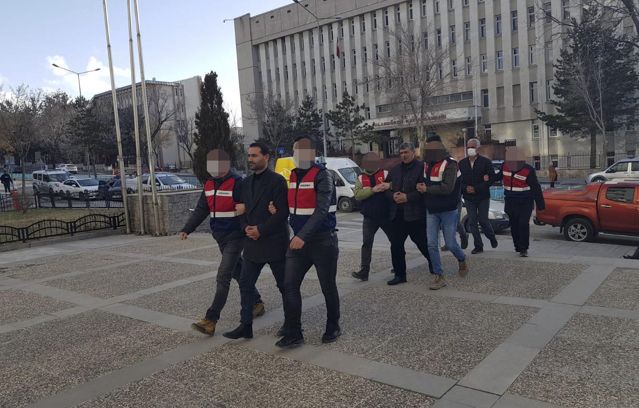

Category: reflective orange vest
[204, 177, 238, 218]
[502, 163, 532, 192]
[358, 169, 388, 188]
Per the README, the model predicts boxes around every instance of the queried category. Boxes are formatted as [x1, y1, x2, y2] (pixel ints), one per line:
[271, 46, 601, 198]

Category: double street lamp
[51, 64, 101, 99]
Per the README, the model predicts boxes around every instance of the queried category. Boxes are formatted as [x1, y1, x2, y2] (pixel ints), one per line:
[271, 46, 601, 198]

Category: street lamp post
[51, 64, 101, 99]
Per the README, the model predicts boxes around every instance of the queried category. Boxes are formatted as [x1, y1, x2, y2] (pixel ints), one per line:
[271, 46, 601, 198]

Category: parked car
[56, 163, 79, 174]
[32, 170, 70, 194]
[57, 178, 101, 200]
[130, 173, 196, 192]
[98, 177, 133, 201]
[586, 158, 639, 183]
[461, 199, 510, 234]
[534, 180, 639, 242]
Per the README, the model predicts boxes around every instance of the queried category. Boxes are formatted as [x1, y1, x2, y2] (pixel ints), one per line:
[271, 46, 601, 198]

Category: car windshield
[52, 173, 68, 182]
[157, 175, 186, 186]
[77, 179, 99, 187]
[338, 167, 361, 185]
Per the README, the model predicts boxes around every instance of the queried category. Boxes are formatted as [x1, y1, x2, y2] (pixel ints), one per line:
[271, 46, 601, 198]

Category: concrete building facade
[234, 0, 638, 170]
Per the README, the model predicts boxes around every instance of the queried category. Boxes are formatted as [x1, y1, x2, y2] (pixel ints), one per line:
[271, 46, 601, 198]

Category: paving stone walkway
[0, 225, 638, 408]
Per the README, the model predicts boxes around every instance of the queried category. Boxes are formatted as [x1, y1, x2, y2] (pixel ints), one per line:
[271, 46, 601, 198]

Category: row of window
[479, 80, 553, 108]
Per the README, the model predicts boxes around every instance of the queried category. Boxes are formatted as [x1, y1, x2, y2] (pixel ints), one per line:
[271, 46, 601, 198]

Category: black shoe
[276, 325, 286, 337]
[387, 276, 407, 286]
[275, 334, 304, 348]
[520, 250, 528, 258]
[460, 234, 469, 250]
[223, 324, 253, 339]
[390, 268, 395, 274]
[623, 255, 639, 260]
[322, 327, 342, 344]
[351, 270, 369, 281]
[471, 248, 484, 254]
[490, 237, 499, 248]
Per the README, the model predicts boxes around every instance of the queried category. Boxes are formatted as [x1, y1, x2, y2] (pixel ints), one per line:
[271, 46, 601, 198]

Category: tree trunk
[351, 133, 356, 160]
[20, 155, 27, 214]
[589, 128, 598, 169]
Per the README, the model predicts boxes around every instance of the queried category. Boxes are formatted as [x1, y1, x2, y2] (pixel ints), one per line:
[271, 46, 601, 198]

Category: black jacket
[239, 168, 290, 262]
[459, 155, 494, 202]
[384, 160, 426, 222]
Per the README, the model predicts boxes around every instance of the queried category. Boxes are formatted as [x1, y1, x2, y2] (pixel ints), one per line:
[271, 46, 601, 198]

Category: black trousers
[283, 233, 340, 336]
[2, 183, 10, 193]
[390, 218, 433, 277]
[466, 198, 496, 249]
[504, 199, 534, 252]
[360, 217, 393, 275]
[239, 258, 286, 325]
[205, 231, 261, 322]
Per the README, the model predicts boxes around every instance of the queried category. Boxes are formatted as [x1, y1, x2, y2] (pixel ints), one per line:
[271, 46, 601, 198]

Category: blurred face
[206, 149, 231, 178]
[248, 147, 269, 173]
[362, 152, 381, 173]
[293, 138, 315, 169]
[423, 141, 447, 163]
[399, 148, 415, 164]
[505, 147, 526, 170]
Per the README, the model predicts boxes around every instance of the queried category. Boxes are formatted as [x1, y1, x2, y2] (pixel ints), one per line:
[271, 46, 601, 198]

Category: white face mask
[467, 148, 478, 157]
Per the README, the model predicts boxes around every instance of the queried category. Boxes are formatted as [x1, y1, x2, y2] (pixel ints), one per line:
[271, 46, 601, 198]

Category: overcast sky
[0, 0, 292, 120]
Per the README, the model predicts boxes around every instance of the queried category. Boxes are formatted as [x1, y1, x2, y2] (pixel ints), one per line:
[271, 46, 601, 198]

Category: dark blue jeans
[465, 198, 496, 250]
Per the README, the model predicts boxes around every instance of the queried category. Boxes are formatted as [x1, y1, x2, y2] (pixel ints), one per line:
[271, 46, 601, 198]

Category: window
[528, 6, 535, 27]
[320, 30, 324, 45]
[320, 57, 325, 73]
[365, 107, 371, 119]
[497, 86, 505, 107]
[466, 56, 472, 75]
[512, 47, 520, 67]
[543, 2, 552, 23]
[606, 187, 635, 203]
[452, 59, 458, 77]
[311, 59, 315, 75]
[322, 85, 327, 99]
[409, 2, 414, 20]
[481, 89, 489, 107]
[410, 34, 415, 51]
[330, 55, 336, 71]
[529, 45, 535, 65]
[301, 62, 306, 77]
[422, 0, 427, 17]
[438, 63, 443, 79]
[545, 42, 553, 61]
[423, 32, 429, 48]
[276, 67, 280, 79]
[375, 75, 381, 91]
[450, 25, 456, 44]
[532, 124, 540, 139]
[631, 161, 639, 171]
[352, 49, 357, 66]
[481, 54, 487, 72]
[374, 43, 379, 60]
[435, 1, 440, 14]
[485, 124, 492, 139]
[529, 81, 538, 103]
[463, 0, 469, 6]
[343, 81, 348, 92]
[396, 5, 401, 22]
[339, 21, 344, 37]
[496, 50, 503, 70]
[384, 8, 389, 27]
[495, 15, 502, 35]
[353, 81, 358, 95]
[373, 11, 378, 30]
[333, 83, 337, 97]
[363, 46, 368, 63]
[361, 19, 366, 33]
[464, 22, 470, 41]
[351, 19, 356, 35]
[437, 29, 442, 47]
[533, 155, 541, 170]
[479, 18, 486, 38]
[548, 125, 558, 137]
[562, 0, 570, 20]
[342, 55, 346, 68]
[511, 10, 518, 31]
[513, 84, 521, 106]
[448, 0, 454, 10]
[364, 78, 369, 93]
[284, 65, 289, 79]
[329, 27, 334, 42]
[545, 80, 552, 101]
[386, 41, 391, 57]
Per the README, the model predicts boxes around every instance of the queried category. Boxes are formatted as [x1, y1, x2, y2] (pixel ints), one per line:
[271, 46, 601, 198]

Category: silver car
[586, 158, 639, 183]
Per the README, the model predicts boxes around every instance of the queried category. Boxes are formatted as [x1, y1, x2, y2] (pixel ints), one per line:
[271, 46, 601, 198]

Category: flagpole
[101, 0, 131, 234]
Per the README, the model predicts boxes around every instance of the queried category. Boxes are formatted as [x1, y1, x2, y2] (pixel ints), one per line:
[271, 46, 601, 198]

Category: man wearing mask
[223, 142, 289, 340]
[352, 152, 392, 281]
[459, 138, 498, 254]
[179, 149, 263, 336]
[385, 142, 434, 286]
[418, 140, 469, 290]
[276, 136, 340, 348]
[501, 148, 545, 257]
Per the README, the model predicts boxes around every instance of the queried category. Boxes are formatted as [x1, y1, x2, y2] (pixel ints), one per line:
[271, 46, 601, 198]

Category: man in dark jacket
[223, 142, 290, 340]
[385, 142, 433, 286]
[352, 152, 392, 281]
[179, 149, 263, 336]
[501, 148, 545, 257]
[459, 138, 498, 254]
[1, 170, 13, 194]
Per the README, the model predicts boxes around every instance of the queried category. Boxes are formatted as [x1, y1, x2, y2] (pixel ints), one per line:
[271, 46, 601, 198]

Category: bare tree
[40, 91, 76, 166]
[175, 117, 196, 169]
[141, 84, 177, 168]
[249, 93, 295, 157]
[372, 25, 450, 143]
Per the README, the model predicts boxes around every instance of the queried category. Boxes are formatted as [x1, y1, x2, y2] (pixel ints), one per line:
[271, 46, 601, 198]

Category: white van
[32, 170, 70, 194]
[318, 157, 361, 212]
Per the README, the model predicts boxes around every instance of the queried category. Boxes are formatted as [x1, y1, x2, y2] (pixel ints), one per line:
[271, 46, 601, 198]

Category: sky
[0, 0, 292, 121]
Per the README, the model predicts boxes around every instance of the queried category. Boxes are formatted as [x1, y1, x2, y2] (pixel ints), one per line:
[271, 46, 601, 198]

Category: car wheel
[563, 217, 595, 242]
[591, 176, 606, 183]
[338, 197, 354, 212]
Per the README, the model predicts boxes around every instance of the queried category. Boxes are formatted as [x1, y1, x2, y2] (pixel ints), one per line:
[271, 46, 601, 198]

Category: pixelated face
[206, 149, 231, 177]
[399, 147, 415, 164]
[248, 146, 268, 172]
[422, 141, 447, 163]
[505, 147, 526, 170]
[362, 152, 381, 173]
[293, 138, 315, 169]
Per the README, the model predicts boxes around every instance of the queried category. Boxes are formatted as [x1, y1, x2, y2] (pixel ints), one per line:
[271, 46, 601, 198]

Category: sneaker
[458, 261, 469, 277]
[520, 250, 528, 258]
[471, 248, 484, 255]
[490, 237, 499, 249]
[252, 302, 265, 318]
[223, 324, 253, 339]
[351, 270, 369, 281]
[191, 318, 216, 336]
[429, 275, 447, 290]
[275, 334, 304, 349]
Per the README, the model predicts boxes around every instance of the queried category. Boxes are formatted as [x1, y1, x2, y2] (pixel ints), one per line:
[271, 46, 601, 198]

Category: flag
[336, 37, 341, 59]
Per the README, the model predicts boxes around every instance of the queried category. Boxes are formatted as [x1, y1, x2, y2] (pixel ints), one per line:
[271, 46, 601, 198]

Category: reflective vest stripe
[289, 205, 337, 215]
[205, 190, 233, 197]
[209, 211, 237, 218]
[426, 159, 450, 182]
[502, 164, 532, 192]
[359, 170, 388, 187]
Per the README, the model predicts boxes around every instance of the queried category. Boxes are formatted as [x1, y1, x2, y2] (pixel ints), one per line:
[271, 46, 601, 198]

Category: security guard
[276, 136, 341, 348]
[180, 149, 263, 336]
[502, 151, 545, 257]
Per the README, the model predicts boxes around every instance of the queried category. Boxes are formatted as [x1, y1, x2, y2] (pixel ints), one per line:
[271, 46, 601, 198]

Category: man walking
[459, 138, 498, 254]
[223, 142, 290, 340]
[385, 142, 433, 286]
[418, 139, 468, 290]
[277, 136, 340, 348]
[1, 169, 13, 194]
[352, 152, 392, 281]
[179, 149, 263, 336]
[502, 149, 545, 257]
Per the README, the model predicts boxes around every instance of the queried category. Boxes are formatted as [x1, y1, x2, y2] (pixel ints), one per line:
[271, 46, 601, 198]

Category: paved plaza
[1, 213, 638, 408]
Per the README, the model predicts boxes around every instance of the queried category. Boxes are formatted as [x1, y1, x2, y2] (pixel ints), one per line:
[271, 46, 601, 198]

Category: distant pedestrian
[548, 163, 558, 188]
[1, 170, 13, 194]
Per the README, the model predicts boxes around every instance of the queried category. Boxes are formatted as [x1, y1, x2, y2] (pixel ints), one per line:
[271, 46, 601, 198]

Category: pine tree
[293, 95, 322, 143]
[193, 72, 234, 181]
[326, 92, 375, 158]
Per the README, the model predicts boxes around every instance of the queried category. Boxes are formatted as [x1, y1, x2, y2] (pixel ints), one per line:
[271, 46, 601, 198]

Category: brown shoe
[191, 318, 216, 335]
[252, 303, 265, 318]
[429, 275, 447, 290]
[458, 261, 469, 277]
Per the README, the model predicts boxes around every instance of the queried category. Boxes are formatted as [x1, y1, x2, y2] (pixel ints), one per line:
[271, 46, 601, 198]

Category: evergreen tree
[326, 92, 376, 158]
[293, 95, 322, 143]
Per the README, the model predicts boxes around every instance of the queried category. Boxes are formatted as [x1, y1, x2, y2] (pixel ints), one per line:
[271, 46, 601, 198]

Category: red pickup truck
[534, 180, 639, 242]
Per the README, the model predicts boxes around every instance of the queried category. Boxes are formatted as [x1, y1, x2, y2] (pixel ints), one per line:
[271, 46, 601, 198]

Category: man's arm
[426, 162, 459, 195]
[527, 168, 545, 210]
[353, 178, 374, 201]
[181, 191, 209, 234]
[256, 174, 289, 237]
[472, 158, 493, 193]
[296, 169, 333, 241]
[236, 178, 249, 231]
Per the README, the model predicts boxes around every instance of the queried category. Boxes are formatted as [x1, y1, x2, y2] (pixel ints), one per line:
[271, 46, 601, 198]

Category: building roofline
[91, 80, 180, 100]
